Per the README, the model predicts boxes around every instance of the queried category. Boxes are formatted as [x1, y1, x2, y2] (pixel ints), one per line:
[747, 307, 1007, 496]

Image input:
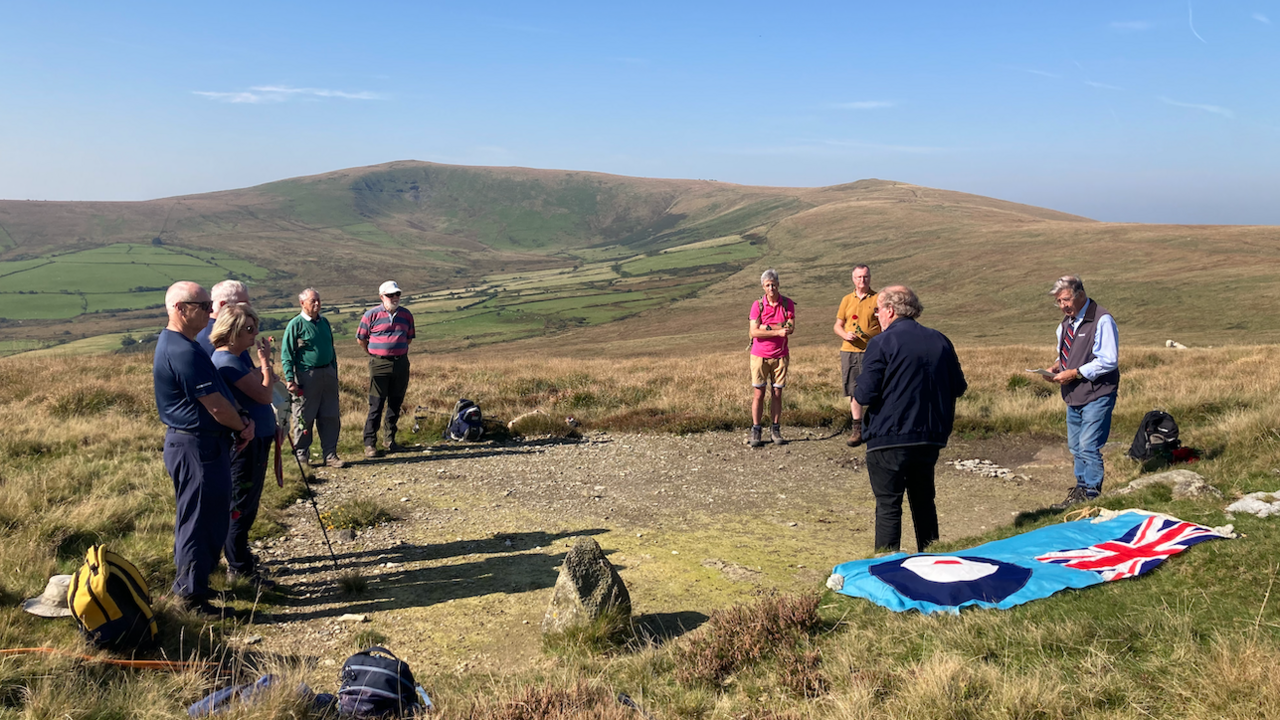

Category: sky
[2, 1, 1277, 224]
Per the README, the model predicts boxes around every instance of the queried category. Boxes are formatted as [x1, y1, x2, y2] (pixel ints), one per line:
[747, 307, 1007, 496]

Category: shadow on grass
[271, 528, 608, 622]
[633, 611, 710, 646]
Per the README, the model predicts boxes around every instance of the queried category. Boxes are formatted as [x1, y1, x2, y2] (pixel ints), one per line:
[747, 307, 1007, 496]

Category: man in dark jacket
[854, 285, 967, 553]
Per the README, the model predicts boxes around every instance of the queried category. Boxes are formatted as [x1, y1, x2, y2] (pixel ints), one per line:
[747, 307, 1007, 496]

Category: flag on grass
[827, 511, 1229, 615]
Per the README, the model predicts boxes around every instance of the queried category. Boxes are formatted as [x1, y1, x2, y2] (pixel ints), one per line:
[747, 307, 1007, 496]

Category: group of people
[152, 279, 417, 613]
[746, 268, 1119, 554]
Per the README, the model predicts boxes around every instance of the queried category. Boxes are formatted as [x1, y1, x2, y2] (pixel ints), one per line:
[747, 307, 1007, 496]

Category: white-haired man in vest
[1041, 275, 1119, 510]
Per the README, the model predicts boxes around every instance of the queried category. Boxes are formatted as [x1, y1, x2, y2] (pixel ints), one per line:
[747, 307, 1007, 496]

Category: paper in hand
[1025, 368, 1055, 378]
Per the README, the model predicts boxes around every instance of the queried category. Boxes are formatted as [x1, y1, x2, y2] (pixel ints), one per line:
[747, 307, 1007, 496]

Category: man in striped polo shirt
[357, 280, 416, 458]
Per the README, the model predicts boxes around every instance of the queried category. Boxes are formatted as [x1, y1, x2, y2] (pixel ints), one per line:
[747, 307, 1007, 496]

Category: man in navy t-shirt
[153, 281, 255, 616]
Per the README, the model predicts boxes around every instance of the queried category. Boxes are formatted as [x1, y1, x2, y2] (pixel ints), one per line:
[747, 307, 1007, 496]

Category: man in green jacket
[281, 288, 345, 468]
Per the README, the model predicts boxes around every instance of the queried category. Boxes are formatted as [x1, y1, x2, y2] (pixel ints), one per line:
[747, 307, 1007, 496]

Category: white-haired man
[748, 269, 796, 448]
[855, 285, 966, 553]
[282, 288, 344, 468]
[833, 264, 881, 447]
[1041, 275, 1119, 511]
[153, 281, 255, 616]
[197, 280, 250, 356]
[357, 281, 415, 457]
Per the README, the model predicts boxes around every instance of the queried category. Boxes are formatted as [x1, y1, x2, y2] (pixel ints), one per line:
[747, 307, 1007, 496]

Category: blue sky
[2, 1, 1276, 224]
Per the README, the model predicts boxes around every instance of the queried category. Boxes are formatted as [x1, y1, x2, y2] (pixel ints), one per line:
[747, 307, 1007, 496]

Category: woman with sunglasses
[209, 303, 279, 589]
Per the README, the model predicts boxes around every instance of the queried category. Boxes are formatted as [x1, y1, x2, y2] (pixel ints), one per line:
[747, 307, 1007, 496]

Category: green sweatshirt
[281, 314, 337, 382]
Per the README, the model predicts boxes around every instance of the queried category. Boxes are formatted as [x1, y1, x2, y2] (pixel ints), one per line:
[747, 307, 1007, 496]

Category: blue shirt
[153, 329, 236, 433]
[1056, 299, 1119, 381]
[213, 350, 277, 438]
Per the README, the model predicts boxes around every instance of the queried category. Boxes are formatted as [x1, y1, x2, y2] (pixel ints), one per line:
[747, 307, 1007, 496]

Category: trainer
[153, 281, 254, 616]
[833, 264, 880, 447]
[748, 269, 795, 448]
[1041, 275, 1119, 510]
[357, 280, 415, 458]
[854, 286, 966, 553]
[281, 288, 345, 468]
[196, 280, 250, 357]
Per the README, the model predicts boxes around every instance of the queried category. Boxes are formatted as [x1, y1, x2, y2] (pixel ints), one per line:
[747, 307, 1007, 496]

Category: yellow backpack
[67, 545, 158, 649]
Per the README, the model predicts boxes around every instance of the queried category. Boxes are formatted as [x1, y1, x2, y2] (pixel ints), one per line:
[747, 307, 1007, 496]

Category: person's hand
[844, 331, 859, 342]
[1050, 369, 1079, 385]
[236, 420, 255, 451]
[287, 380, 300, 395]
[781, 326, 794, 336]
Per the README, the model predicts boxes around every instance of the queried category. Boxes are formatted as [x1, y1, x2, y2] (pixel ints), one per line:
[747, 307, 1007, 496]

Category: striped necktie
[1060, 320, 1076, 367]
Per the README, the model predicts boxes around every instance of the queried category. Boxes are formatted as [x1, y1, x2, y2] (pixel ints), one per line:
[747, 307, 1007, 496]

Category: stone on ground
[542, 537, 631, 634]
[1112, 469, 1222, 500]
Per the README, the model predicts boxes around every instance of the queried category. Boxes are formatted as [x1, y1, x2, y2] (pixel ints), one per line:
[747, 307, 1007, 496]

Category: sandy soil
[245, 430, 1077, 677]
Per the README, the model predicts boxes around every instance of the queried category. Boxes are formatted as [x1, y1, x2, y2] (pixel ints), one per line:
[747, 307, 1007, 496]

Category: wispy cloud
[1159, 96, 1234, 118]
[822, 139, 949, 154]
[722, 139, 955, 157]
[1188, 2, 1208, 43]
[192, 85, 384, 103]
[1254, 13, 1271, 24]
[1019, 68, 1062, 79]
[833, 100, 895, 110]
[1084, 80, 1124, 91]
[1110, 20, 1152, 31]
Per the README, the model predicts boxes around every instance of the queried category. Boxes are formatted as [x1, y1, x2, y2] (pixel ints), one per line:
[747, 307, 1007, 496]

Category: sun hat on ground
[23, 575, 73, 618]
[378, 281, 402, 296]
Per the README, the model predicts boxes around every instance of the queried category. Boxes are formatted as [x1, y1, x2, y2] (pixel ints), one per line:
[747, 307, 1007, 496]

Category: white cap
[379, 281, 402, 296]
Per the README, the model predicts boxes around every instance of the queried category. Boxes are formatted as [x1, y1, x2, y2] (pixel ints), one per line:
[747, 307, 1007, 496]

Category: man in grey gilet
[1041, 275, 1119, 510]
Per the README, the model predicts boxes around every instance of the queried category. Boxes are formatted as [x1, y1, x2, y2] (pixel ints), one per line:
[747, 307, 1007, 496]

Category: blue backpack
[446, 398, 483, 441]
[337, 647, 423, 718]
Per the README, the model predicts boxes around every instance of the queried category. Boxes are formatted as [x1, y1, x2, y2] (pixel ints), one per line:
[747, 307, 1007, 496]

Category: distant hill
[1, 160, 1277, 350]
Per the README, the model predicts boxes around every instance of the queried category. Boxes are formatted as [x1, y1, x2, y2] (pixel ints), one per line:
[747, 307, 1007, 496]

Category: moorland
[2, 162, 1280, 718]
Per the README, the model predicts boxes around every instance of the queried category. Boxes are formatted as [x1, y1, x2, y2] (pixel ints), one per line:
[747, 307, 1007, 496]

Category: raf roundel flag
[827, 511, 1230, 615]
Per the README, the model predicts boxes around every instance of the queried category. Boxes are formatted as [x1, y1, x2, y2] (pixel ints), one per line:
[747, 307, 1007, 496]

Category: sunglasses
[384, 292, 402, 298]
[182, 300, 214, 312]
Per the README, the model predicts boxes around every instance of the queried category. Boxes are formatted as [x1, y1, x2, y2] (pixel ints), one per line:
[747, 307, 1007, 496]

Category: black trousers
[225, 436, 271, 573]
[364, 354, 410, 446]
[866, 445, 941, 553]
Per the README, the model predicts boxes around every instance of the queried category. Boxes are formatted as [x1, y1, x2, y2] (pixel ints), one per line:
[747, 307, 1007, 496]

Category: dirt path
[248, 430, 1076, 676]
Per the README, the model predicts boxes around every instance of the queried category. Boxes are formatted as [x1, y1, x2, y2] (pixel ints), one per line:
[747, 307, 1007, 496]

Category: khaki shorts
[841, 351, 866, 397]
[751, 355, 789, 388]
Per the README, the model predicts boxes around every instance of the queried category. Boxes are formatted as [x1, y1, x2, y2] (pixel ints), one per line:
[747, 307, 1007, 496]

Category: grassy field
[2, 342, 1279, 717]
[0, 243, 271, 320]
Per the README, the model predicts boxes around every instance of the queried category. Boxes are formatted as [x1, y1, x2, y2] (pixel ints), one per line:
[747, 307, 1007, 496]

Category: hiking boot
[748, 426, 764, 448]
[384, 440, 408, 454]
[1050, 486, 1090, 511]
[227, 568, 277, 591]
[173, 596, 224, 619]
[771, 424, 786, 446]
[364, 445, 380, 459]
[847, 426, 863, 447]
[324, 455, 346, 469]
[296, 452, 311, 467]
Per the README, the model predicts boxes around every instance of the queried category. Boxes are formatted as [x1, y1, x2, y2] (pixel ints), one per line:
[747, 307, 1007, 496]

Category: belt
[166, 427, 228, 439]
[371, 353, 408, 359]
[166, 428, 201, 437]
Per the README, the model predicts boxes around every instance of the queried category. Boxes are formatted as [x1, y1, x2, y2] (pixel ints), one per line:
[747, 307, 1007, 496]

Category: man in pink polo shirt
[748, 269, 796, 448]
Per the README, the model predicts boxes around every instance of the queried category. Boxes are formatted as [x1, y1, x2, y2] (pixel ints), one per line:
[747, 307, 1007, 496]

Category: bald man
[153, 281, 255, 616]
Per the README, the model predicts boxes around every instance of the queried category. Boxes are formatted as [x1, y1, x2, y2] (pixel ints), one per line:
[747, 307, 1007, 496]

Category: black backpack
[338, 646, 421, 718]
[446, 398, 483, 441]
[1127, 410, 1181, 461]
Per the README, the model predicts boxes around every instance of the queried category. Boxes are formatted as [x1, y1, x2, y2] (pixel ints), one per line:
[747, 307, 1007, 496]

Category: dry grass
[3, 344, 1280, 717]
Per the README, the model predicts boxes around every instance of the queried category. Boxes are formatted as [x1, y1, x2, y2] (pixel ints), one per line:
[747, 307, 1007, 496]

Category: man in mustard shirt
[833, 264, 881, 447]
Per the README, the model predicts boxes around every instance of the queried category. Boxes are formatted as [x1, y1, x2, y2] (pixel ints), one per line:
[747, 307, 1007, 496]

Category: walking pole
[274, 380, 341, 573]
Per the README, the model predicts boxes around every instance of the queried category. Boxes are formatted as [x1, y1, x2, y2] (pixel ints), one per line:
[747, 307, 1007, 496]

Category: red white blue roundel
[868, 555, 1033, 605]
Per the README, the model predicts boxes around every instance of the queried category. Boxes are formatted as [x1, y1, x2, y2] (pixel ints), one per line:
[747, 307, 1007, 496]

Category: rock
[541, 537, 631, 634]
[337, 614, 369, 623]
[1111, 469, 1222, 500]
[335, 529, 356, 543]
[1226, 491, 1280, 518]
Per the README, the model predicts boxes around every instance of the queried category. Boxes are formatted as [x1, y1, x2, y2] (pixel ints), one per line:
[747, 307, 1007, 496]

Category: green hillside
[1, 160, 1277, 351]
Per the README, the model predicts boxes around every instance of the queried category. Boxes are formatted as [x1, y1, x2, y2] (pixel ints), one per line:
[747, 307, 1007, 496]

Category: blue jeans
[1066, 393, 1116, 496]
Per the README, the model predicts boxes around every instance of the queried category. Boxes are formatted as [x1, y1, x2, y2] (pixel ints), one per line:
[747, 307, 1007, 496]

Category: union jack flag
[1035, 515, 1224, 581]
